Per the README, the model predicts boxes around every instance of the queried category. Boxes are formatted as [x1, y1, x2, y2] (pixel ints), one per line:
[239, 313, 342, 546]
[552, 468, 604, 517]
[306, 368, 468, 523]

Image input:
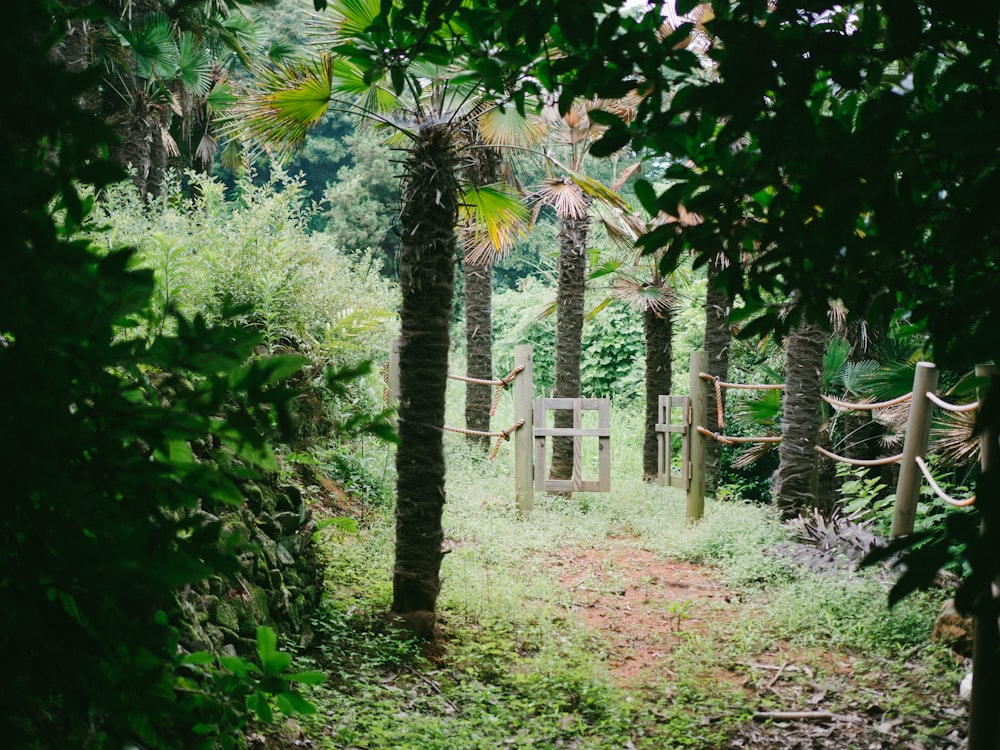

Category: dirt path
[545, 541, 969, 750]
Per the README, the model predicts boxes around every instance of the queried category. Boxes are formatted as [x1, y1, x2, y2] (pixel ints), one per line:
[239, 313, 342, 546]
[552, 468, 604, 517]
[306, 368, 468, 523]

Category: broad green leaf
[180, 652, 216, 666]
[589, 127, 631, 158]
[263, 652, 293, 676]
[633, 179, 658, 216]
[276, 691, 318, 715]
[289, 671, 327, 685]
[256, 626, 278, 663]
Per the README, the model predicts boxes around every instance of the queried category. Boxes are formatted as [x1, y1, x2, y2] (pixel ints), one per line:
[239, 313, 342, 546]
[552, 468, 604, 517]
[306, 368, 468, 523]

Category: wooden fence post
[514, 345, 534, 513]
[388, 338, 402, 407]
[890, 361, 939, 537]
[969, 363, 999, 750]
[688, 350, 707, 521]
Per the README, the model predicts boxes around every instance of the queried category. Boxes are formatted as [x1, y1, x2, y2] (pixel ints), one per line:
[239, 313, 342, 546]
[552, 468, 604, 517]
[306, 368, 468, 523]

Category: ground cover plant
[268, 389, 969, 750]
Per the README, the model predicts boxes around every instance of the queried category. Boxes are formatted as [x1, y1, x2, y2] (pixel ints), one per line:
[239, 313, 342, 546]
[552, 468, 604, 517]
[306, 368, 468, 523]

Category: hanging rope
[443, 419, 525, 460]
[698, 373, 785, 391]
[448, 365, 525, 416]
[914, 456, 976, 507]
[382, 359, 391, 406]
[713, 377, 724, 429]
[696, 426, 781, 446]
[925, 392, 979, 413]
[698, 373, 784, 430]
[820, 392, 913, 411]
[814, 445, 903, 466]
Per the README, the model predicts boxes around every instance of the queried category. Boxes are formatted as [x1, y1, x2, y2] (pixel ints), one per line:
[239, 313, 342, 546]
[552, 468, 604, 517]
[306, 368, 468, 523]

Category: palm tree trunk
[773, 315, 827, 518]
[464, 260, 493, 448]
[703, 257, 732, 497]
[643, 305, 673, 480]
[392, 124, 458, 631]
[551, 210, 589, 481]
[463, 143, 501, 449]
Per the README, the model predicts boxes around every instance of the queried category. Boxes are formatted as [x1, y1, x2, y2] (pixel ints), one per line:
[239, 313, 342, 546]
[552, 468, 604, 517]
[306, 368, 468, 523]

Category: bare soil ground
[544, 541, 969, 750]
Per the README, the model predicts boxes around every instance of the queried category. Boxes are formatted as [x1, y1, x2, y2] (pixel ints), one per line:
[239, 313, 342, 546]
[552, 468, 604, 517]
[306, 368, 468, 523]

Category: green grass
[286, 393, 966, 750]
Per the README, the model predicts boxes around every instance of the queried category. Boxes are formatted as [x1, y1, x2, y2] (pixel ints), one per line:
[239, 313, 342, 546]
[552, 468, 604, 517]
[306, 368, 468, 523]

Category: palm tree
[773, 310, 828, 518]
[459, 116, 537, 448]
[531, 99, 638, 482]
[703, 255, 733, 496]
[230, 0, 529, 630]
[52, 0, 272, 197]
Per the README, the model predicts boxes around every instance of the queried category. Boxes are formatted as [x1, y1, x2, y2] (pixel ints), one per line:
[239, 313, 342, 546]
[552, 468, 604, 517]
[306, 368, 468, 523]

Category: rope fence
[813, 445, 902, 467]
[443, 419, 526, 460]
[448, 365, 525, 416]
[925, 391, 980, 413]
[691, 364, 988, 516]
[696, 426, 781, 446]
[821, 392, 913, 410]
[914, 456, 976, 507]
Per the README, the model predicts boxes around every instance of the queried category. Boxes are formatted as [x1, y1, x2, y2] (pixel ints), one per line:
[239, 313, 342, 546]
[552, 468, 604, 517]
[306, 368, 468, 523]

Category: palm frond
[930, 409, 980, 467]
[552, 159, 630, 211]
[611, 277, 676, 314]
[329, 0, 382, 38]
[612, 161, 643, 191]
[589, 258, 623, 281]
[177, 32, 213, 96]
[478, 106, 547, 148]
[534, 177, 589, 219]
[585, 296, 614, 322]
[736, 389, 783, 426]
[839, 359, 881, 395]
[822, 337, 851, 390]
[195, 131, 217, 165]
[460, 183, 530, 264]
[231, 54, 336, 161]
[129, 13, 180, 81]
[731, 439, 779, 469]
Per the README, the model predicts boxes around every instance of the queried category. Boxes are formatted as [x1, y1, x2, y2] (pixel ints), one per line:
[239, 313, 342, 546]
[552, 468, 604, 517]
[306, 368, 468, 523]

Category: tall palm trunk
[392, 124, 458, 632]
[773, 315, 827, 518]
[464, 261, 493, 448]
[703, 257, 732, 497]
[643, 305, 673, 480]
[463, 144, 501, 449]
[551, 208, 589, 481]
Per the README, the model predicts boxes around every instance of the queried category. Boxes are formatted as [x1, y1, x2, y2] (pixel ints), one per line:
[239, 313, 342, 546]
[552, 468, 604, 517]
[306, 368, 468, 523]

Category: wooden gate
[656, 395, 690, 489]
[533, 398, 611, 492]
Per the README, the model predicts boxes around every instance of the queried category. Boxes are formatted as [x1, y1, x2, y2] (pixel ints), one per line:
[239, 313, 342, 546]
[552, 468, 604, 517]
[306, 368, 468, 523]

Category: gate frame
[533, 397, 611, 493]
[656, 395, 690, 489]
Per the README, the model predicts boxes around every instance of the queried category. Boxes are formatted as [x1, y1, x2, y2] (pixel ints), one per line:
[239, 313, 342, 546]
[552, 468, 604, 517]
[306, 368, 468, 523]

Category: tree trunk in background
[703, 257, 732, 497]
[392, 124, 458, 634]
[464, 261, 493, 449]
[550, 208, 589, 482]
[643, 305, 673, 480]
[774, 316, 827, 518]
[463, 143, 501, 449]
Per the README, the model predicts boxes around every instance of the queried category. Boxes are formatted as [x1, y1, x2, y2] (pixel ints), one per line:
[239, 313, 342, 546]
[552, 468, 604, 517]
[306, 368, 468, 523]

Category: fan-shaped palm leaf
[535, 177, 588, 219]
[736, 388, 783, 427]
[478, 105, 546, 149]
[930, 408, 979, 467]
[460, 183, 530, 264]
[231, 55, 336, 160]
[177, 32, 213, 96]
[120, 13, 179, 82]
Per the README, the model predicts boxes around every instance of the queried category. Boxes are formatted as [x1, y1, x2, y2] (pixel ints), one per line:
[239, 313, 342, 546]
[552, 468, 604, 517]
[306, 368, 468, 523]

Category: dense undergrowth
[269, 391, 967, 750]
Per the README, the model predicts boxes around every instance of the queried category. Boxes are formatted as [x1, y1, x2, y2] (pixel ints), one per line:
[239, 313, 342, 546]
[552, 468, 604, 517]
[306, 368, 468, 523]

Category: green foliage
[580, 300, 644, 400]
[0, 9, 334, 745]
[94, 167, 397, 365]
[492, 276, 558, 393]
[319, 126, 404, 268]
